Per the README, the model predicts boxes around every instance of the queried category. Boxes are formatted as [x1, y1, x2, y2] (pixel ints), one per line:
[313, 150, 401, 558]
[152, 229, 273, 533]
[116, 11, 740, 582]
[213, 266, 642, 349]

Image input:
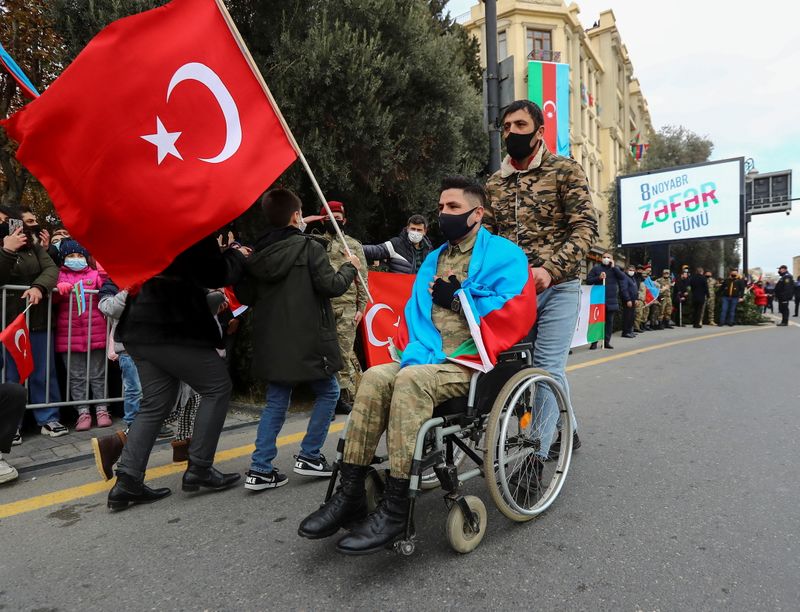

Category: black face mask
[323, 220, 344, 235]
[505, 131, 538, 161]
[439, 208, 477, 243]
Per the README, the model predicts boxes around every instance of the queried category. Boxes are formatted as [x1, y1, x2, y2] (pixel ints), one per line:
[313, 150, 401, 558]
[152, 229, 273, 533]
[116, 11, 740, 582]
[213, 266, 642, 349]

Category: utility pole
[484, 0, 501, 173]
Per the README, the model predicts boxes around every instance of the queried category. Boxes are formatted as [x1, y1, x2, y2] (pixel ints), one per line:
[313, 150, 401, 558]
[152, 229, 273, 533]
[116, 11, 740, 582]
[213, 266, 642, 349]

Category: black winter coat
[363, 229, 433, 274]
[688, 273, 709, 303]
[117, 236, 245, 348]
[586, 263, 626, 310]
[620, 273, 637, 304]
[719, 278, 745, 299]
[0, 243, 59, 332]
[235, 227, 357, 385]
[774, 273, 795, 301]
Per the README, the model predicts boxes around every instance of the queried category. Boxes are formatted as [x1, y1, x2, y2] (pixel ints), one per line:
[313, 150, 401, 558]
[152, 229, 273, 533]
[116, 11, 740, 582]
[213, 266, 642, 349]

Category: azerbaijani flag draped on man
[393, 228, 537, 373]
[570, 285, 605, 348]
[1, 0, 297, 288]
[528, 60, 570, 156]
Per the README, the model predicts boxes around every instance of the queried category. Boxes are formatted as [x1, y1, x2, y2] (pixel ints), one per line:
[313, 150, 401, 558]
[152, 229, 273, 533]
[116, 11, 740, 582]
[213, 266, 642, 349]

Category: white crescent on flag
[14, 328, 27, 357]
[364, 303, 400, 347]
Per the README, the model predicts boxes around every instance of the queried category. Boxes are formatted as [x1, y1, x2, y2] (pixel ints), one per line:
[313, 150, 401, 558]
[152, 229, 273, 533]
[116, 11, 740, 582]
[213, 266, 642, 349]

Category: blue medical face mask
[65, 257, 87, 271]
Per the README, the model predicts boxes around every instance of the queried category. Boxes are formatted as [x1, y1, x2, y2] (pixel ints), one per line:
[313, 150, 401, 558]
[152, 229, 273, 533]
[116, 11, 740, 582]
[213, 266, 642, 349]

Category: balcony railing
[528, 49, 561, 62]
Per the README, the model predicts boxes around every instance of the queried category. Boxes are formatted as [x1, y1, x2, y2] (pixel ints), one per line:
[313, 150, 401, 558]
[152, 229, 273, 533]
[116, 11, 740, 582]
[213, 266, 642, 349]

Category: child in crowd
[55, 240, 110, 431]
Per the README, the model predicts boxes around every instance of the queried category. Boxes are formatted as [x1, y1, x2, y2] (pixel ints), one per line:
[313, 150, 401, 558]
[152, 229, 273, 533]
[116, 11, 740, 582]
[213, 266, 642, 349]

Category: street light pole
[485, 0, 501, 173]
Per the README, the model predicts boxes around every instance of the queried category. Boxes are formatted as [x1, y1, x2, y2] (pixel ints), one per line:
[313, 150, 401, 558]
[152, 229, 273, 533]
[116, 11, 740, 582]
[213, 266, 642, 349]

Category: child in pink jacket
[55, 240, 110, 431]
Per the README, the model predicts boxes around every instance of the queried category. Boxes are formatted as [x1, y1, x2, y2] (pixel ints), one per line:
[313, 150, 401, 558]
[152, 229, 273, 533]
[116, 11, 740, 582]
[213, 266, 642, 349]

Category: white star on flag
[141, 117, 182, 164]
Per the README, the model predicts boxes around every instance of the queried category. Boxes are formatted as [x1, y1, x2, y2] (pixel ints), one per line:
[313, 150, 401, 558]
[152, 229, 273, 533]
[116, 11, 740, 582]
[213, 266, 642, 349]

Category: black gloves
[431, 275, 462, 311]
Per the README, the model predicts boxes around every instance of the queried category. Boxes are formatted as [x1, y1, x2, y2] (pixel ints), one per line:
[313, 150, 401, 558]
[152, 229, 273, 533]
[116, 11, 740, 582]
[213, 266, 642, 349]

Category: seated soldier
[297, 176, 537, 555]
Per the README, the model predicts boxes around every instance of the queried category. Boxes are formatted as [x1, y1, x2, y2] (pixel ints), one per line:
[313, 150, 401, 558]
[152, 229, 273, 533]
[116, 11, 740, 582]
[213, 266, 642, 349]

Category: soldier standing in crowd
[636, 265, 653, 331]
[656, 269, 674, 329]
[317, 202, 369, 415]
[704, 270, 718, 325]
[774, 264, 794, 326]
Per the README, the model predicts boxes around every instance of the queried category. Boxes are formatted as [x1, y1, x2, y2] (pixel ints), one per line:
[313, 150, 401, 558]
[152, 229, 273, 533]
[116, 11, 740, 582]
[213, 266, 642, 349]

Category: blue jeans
[527, 279, 581, 459]
[118, 352, 142, 426]
[720, 296, 738, 325]
[250, 376, 339, 474]
[4, 330, 62, 425]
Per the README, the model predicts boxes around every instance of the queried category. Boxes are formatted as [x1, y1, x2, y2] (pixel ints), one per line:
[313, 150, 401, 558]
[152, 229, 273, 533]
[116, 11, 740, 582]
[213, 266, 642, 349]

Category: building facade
[463, 0, 654, 254]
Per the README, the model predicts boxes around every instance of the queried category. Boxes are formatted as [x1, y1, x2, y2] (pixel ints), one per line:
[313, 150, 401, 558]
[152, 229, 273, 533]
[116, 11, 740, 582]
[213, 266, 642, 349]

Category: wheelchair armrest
[498, 342, 533, 364]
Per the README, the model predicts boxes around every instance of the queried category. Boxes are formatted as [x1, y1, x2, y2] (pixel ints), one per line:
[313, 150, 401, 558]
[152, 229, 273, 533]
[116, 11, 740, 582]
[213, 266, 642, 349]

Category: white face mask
[627, 270, 635, 276]
[407, 230, 424, 244]
[602, 257, 612, 265]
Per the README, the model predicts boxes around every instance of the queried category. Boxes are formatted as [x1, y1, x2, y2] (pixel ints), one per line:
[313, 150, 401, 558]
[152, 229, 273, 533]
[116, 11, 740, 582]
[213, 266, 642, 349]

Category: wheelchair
[325, 342, 575, 555]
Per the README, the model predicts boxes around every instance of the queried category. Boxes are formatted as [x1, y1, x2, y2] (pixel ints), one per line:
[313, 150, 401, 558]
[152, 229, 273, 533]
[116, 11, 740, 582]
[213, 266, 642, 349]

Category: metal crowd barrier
[1, 284, 123, 411]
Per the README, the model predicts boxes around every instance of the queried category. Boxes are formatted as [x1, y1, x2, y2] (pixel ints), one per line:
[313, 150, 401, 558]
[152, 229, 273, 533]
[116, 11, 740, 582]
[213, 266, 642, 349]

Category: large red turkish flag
[1, 0, 297, 288]
[0, 314, 34, 384]
[359, 272, 415, 368]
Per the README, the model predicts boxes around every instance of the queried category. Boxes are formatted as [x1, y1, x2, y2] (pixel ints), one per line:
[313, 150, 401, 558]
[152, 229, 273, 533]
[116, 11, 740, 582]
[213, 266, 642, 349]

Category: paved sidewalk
[7, 402, 261, 473]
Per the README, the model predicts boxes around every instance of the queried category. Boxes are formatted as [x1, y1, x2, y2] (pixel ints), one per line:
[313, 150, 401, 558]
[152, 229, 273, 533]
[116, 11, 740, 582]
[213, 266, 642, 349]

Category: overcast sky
[449, 0, 800, 273]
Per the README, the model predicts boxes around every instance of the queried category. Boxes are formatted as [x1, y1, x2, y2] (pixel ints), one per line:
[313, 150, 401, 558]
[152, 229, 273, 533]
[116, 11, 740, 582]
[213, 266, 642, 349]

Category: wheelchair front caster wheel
[364, 468, 387, 513]
[395, 539, 416, 556]
[445, 495, 487, 554]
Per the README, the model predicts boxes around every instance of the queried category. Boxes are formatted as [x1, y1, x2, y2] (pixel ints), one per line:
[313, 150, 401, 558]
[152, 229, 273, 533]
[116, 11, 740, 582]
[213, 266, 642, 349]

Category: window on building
[526, 29, 552, 61]
[498, 29, 508, 61]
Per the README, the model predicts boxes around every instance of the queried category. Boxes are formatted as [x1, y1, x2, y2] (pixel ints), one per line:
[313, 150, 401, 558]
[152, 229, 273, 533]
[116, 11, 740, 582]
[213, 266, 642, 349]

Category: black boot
[108, 472, 171, 511]
[336, 475, 411, 555]
[298, 463, 368, 539]
[663, 320, 674, 329]
[182, 464, 241, 492]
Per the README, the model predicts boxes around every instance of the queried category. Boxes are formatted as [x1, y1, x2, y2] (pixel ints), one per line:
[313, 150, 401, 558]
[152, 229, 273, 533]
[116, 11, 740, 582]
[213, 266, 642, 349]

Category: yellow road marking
[566, 325, 772, 372]
[0, 325, 778, 520]
[0, 423, 344, 520]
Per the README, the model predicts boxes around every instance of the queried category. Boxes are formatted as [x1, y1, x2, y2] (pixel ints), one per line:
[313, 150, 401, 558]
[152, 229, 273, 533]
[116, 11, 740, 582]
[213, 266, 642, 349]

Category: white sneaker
[41, 421, 69, 437]
[0, 453, 19, 484]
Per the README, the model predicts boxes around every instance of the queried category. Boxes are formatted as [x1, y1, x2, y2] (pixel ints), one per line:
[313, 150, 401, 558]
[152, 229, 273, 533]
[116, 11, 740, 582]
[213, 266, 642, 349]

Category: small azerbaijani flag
[528, 60, 570, 157]
[570, 285, 605, 348]
[0, 41, 40, 99]
[643, 276, 660, 306]
[73, 279, 87, 316]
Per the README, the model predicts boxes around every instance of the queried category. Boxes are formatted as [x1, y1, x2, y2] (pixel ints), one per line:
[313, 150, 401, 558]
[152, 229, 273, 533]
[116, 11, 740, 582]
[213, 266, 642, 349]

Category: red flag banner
[1, 0, 297, 288]
[359, 272, 415, 368]
[0, 314, 34, 383]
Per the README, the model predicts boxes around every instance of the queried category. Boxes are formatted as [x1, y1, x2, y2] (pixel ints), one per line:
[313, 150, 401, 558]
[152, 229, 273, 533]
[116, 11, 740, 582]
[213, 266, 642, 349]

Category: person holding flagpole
[483, 100, 598, 454]
[586, 252, 626, 350]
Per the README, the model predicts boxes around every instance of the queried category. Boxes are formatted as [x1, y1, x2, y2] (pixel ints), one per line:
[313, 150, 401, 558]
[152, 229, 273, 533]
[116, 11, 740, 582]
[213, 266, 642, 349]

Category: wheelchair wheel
[365, 467, 387, 513]
[445, 495, 487, 554]
[484, 368, 574, 522]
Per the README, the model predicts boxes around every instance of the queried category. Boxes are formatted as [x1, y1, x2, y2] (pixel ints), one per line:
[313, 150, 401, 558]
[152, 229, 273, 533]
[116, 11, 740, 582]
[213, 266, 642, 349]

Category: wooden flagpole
[213, 0, 373, 303]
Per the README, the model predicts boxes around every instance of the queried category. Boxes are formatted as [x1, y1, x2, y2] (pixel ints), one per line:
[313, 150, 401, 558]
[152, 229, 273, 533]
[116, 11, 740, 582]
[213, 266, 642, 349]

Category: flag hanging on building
[527, 60, 570, 157]
[629, 132, 649, 160]
[359, 272, 416, 368]
[0, 41, 40, 99]
[643, 276, 660, 305]
[570, 285, 605, 348]
[0, 314, 34, 383]
[1, 0, 298, 289]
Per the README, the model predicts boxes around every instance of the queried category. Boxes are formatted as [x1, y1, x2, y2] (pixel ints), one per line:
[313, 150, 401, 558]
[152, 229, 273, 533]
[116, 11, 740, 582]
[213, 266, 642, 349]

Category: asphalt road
[1, 322, 798, 611]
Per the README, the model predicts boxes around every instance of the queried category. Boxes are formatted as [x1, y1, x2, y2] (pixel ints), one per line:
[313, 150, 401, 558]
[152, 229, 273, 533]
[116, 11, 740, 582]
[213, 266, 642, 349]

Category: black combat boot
[335, 475, 411, 555]
[662, 319, 674, 329]
[298, 463, 369, 539]
[334, 395, 353, 416]
[108, 472, 171, 511]
[182, 463, 240, 492]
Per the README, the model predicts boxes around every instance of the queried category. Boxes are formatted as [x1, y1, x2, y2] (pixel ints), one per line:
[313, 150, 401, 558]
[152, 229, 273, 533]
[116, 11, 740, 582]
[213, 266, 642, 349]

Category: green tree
[0, 0, 64, 208]
[606, 125, 739, 273]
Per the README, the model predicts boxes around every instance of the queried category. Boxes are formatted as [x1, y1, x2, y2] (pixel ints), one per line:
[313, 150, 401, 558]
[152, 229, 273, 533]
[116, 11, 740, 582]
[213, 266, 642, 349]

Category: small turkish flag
[1, 0, 297, 288]
[0, 314, 34, 384]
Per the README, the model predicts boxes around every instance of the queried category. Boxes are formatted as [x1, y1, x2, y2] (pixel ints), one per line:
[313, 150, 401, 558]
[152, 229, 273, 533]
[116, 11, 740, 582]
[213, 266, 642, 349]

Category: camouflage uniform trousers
[704, 295, 716, 325]
[660, 298, 673, 321]
[648, 299, 663, 325]
[342, 362, 471, 479]
[333, 303, 361, 402]
[635, 302, 651, 329]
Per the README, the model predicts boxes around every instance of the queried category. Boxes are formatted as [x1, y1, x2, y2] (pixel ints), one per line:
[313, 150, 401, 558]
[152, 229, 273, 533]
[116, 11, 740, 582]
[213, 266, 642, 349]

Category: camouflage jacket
[655, 276, 673, 300]
[323, 232, 369, 312]
[706, 277, 718, 300]
[484, 147, 599, 283]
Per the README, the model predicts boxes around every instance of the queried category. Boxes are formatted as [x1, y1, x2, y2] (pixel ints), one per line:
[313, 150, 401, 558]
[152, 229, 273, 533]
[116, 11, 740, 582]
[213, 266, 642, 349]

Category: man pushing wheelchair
[298, 176, 538, 555]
